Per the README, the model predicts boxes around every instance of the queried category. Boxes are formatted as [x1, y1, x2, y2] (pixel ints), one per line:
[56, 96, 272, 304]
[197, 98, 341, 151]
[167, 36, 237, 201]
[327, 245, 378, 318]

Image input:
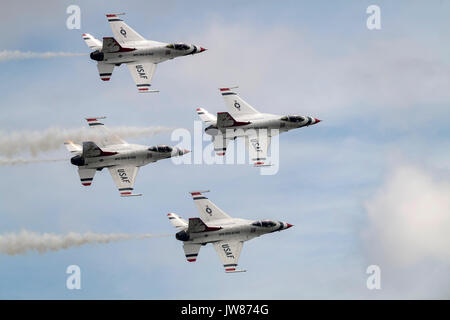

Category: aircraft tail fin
[216, 112, 250, 128]
[187, 217, 221, 233]
[102, 37, 135, 53]
[196, 108, 216, 125]
[167, 213, 188, 230]
[82, 33, 102, 51]
[82, 141, 117, 158]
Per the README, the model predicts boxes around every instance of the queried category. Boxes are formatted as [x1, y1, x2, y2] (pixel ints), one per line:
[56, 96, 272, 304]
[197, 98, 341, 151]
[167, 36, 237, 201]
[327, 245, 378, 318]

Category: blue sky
[0, 0, 449, 299]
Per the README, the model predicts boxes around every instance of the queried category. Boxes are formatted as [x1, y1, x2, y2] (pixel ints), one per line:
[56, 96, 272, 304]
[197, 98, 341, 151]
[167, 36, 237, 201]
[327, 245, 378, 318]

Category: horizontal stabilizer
[64, 140, 82, 153]
[196, 108, 216, 125]
[82, 33, 102, 51]
[183, 243, 201, 262]
[78, 168, 96, 186]
[212, 135, 230, 156]
[97, 62, 114, 81]
[168, 213, 188, 230]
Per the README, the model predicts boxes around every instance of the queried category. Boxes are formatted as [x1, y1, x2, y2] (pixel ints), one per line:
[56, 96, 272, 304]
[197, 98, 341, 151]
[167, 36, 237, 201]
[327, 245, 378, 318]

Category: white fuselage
[205, 113, 320, 138]
[177, 218, 289, 245]
[71, 143, 185, 170]
[96, 40, 203, 65]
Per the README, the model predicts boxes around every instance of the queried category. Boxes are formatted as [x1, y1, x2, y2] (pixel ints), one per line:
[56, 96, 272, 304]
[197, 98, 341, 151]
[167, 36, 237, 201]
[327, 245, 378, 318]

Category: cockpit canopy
[281, 115, 305, 123]
[166, 43, 191, 50]
[148, 145, 173, 153]
[252, 220, 277, 228]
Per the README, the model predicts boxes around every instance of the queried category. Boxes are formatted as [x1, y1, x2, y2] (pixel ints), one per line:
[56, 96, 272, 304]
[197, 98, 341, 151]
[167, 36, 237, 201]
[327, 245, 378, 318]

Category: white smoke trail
[0, 157, 67, 166]
[0, 50, 86, 62]
[0, 230, 171, 256]
[0, 126, 175, 157]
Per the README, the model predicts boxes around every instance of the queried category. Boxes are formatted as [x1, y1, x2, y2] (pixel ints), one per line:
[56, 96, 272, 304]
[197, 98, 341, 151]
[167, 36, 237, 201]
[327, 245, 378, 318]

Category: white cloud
[364, 164, 450, 265]
[362, 163, 450, 297]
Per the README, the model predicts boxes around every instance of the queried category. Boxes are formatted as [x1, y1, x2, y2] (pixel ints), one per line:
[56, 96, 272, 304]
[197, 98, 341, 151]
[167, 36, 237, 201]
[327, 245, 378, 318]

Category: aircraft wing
[213, 240, 246, 273]
[85, 117, 127, 147]
[108, 166, 142, 197]
[219, 87, 260, 118]
[189, 191, 232, 223]
[246, 133, 271, 167]
[126, 62, 157, 93]
[106, 14, 146, 44]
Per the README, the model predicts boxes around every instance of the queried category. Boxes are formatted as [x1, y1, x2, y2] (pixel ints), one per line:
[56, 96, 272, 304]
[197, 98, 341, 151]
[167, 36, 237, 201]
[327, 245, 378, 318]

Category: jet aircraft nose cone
[314, 118, 321, 123]
[286, 223, 293, 229]
[199, 47, 207, 52]
[183, 149, 191, 154]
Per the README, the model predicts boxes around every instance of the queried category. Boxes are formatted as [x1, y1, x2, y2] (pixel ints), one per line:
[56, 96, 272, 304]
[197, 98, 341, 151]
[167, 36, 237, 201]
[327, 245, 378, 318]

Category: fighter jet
[197, 87, 321, 166]
[168, 191, 293, 273]
[82, 13, 207, 92]
[64, 117, 189, 197]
